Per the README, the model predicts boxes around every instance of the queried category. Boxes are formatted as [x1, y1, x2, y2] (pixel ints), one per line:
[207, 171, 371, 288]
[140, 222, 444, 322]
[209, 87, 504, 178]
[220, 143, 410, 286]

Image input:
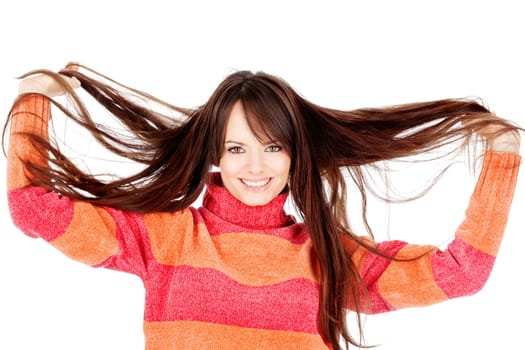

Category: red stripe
[359, 240, 406, 313]
[8, 186, 74, 241]
[199, 208, 310, 244]
[431, 237, 495, 298]
[92, 208, 153, 278]
[144, 264, 320, 334]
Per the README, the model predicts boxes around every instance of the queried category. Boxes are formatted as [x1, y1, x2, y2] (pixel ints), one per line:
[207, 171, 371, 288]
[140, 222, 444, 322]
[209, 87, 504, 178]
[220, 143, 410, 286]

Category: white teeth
[241, 178, 271, 187]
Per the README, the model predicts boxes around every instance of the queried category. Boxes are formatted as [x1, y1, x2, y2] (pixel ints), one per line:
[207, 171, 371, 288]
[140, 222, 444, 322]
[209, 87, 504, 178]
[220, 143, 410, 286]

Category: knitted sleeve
[6, 95, 178, 278]
[348, 151, 521, 313]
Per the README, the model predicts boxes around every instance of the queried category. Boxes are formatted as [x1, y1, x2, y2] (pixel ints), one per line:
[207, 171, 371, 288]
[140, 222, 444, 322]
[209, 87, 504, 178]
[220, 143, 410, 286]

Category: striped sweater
[6, 95, 521, 349]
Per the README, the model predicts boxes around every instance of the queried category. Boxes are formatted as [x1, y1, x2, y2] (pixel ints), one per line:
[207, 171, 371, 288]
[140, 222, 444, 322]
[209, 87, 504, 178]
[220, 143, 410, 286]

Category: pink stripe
[94, 208, 154, 279]
[199, 208, 310, 244]
[431, 237, 495, 298]
[144, 265, 320, 334]
[8, 186, 74, 241]
[359, 240, 406, 313]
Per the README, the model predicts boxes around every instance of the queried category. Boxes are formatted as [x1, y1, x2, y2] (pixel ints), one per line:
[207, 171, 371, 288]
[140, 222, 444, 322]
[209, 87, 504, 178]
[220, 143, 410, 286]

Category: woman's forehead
[224, 101, 275, 143]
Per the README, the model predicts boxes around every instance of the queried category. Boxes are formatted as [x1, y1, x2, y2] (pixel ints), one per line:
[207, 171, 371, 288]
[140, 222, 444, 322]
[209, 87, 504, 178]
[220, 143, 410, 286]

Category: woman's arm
[6, 73, 154, 278]
[8, 67, 79, 189]
[349, 132, 521, 314]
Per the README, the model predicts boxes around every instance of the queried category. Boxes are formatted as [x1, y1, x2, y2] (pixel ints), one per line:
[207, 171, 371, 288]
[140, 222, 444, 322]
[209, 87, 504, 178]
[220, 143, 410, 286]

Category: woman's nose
[246, 151, 265, 173]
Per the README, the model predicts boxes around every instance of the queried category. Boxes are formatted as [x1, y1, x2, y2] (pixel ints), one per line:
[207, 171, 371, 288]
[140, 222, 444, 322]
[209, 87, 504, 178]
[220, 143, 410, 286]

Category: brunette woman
[4, 63, 521, 349]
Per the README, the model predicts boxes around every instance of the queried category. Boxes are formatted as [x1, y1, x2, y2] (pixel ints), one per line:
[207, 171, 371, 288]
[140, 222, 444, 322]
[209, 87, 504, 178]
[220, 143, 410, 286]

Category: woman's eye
[228, 146, 245, 154]
[266, 145, 282, 152]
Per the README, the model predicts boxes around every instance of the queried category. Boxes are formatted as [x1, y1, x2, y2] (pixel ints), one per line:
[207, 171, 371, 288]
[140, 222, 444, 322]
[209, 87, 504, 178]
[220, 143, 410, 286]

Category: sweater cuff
[7, 95, 51, 190]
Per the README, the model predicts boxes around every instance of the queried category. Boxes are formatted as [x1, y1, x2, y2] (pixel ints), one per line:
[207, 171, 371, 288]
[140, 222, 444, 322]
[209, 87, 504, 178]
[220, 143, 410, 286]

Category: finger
[60, 63, 81, 90]
[67, 76, 81, 89]
[65, 61, 80, 71]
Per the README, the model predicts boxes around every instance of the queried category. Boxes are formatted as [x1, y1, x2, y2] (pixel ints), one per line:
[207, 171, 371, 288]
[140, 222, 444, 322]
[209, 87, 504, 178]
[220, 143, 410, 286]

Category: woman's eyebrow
[224, 140, 279, 146]
[263, 140, 280, 145]
[224, 140, 246, 145]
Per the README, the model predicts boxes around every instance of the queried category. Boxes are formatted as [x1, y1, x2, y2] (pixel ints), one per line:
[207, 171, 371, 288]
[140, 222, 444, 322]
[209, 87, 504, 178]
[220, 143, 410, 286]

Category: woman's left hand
[479, 123, 521, 154]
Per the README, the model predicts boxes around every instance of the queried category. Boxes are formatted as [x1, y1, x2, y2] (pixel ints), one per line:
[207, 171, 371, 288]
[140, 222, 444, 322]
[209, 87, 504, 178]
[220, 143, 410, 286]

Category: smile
[240, 178, 271, 187]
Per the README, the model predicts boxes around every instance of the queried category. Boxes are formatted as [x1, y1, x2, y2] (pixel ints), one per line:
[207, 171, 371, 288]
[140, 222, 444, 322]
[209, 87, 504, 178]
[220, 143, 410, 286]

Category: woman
[4, 63, 521, 349]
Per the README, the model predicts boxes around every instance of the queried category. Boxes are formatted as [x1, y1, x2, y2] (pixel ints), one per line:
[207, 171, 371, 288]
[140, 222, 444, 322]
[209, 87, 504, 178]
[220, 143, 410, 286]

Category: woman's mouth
[240, 178, 272, 187]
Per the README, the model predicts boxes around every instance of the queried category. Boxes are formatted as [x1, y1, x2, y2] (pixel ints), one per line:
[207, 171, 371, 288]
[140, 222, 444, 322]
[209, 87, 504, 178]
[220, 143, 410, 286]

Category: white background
[0, 1, 523, 349]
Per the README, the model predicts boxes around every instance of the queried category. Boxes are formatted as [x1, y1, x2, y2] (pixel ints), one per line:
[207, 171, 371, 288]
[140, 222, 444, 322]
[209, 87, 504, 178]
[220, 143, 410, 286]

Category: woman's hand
[18, 64, 80, 97]
[487, 131, 520, 154]
[477, 123, 521, 154]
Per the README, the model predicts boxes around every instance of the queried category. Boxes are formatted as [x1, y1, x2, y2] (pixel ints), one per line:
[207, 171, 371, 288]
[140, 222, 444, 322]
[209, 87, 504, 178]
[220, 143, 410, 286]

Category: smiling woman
[2, 64, 522, 350]
[219, 101, 291, 206]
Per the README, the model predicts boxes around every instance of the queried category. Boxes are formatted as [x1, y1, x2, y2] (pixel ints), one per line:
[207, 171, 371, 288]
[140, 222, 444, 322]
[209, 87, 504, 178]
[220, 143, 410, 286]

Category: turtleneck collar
[202, 173, 294, 230]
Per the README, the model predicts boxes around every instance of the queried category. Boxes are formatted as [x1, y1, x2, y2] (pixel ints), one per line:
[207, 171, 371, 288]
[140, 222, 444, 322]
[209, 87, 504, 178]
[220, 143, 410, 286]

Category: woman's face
[219, 101, 291, 206]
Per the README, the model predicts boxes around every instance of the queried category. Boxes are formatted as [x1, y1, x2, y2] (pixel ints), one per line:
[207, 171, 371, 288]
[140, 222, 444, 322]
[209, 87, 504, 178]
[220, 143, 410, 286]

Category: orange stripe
[7, 95, 50, 190]
[457, 152, 520, 256]
[346, 236, 375, 270]
[143, 210, 195, 265]
[143, 320, 328, 350]
[456, 225, 503, 257]
[146, 225, 317, 286]
[50, 202, 118, 265]
[6, 132, 41, 190]
[145, 211, 318, 286]
[377, 244, 448, 309]
[208, 233, 317, 285]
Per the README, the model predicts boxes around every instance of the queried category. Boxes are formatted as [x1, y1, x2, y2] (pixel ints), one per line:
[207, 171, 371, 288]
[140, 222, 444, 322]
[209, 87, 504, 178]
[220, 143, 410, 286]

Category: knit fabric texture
[6, 95, 521, 349]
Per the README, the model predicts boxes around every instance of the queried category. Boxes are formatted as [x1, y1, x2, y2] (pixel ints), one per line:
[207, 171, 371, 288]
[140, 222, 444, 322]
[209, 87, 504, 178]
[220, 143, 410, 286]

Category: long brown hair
[3, 64, 521, 349]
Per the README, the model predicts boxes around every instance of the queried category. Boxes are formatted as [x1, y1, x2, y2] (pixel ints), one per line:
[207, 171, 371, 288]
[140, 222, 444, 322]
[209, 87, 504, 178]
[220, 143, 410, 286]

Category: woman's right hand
[18, 64, 80, 97]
